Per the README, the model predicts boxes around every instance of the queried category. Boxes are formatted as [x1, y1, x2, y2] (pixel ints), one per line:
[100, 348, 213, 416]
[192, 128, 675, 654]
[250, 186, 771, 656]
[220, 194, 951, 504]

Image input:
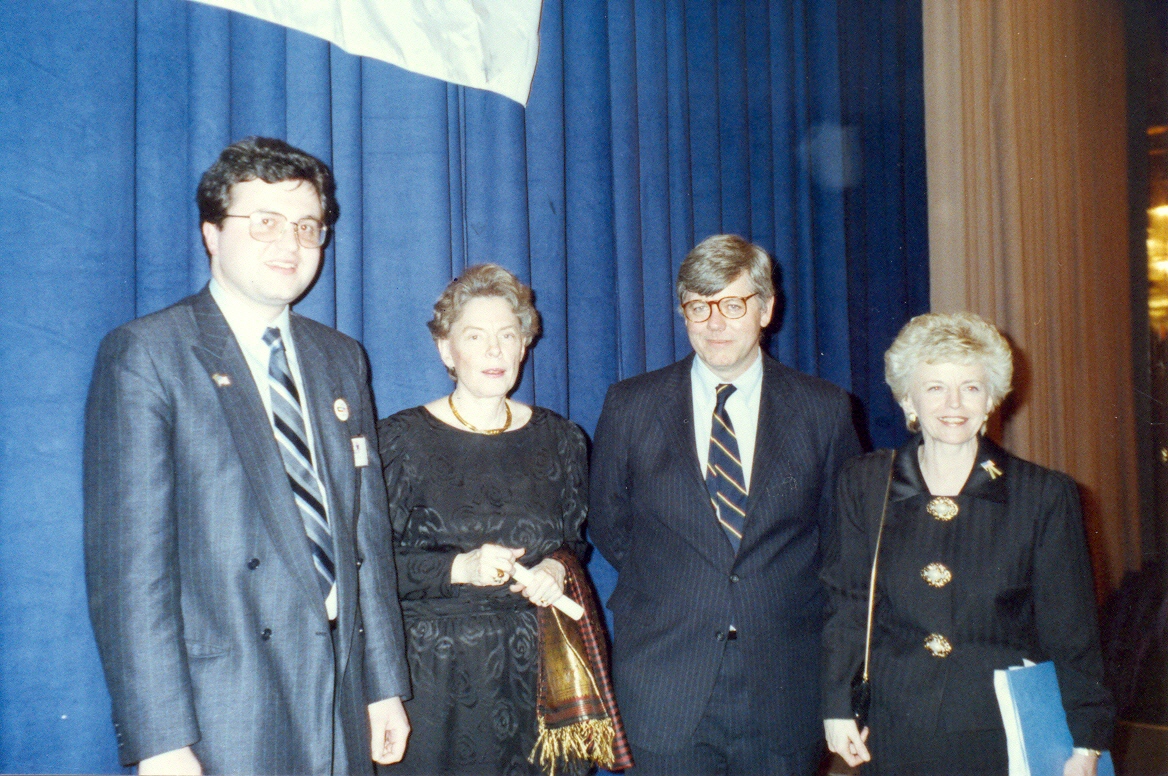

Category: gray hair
[884, 312, 1014, 422]
[427, 263, 540, 345]
[676, 234, 774, 304]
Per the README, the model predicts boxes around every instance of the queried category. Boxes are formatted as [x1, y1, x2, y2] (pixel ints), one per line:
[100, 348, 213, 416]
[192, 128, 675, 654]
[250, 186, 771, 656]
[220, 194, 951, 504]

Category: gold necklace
[448, 394, 512, 435]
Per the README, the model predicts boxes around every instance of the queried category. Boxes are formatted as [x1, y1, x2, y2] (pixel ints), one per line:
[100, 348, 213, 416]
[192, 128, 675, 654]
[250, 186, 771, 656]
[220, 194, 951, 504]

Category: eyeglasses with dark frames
[223, 211, 328, 249]
[681, 293, 759, 323]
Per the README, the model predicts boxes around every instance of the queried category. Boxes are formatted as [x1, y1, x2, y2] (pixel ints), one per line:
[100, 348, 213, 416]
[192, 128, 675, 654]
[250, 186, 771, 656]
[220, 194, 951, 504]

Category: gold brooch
[926, 496, 959, 521]
[981, 459, 1003, 480]
[921, 563, 952, 588]
[924, 633, 952, 657]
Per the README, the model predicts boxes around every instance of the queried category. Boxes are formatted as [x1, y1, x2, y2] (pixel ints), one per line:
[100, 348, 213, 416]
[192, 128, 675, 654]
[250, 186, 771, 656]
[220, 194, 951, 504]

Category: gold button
[927, 496, 959, 521]
[924, 633, 952, 657]
[921, 562, 952, 588]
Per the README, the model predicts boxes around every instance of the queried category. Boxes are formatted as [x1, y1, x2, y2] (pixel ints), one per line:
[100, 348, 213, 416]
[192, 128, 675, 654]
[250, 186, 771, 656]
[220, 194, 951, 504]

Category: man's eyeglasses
[223, 211, 328, 249]
[681, 293, 759, 323]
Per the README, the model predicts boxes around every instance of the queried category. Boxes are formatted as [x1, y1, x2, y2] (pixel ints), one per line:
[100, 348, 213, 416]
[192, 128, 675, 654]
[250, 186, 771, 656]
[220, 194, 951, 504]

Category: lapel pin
[211, 373, 232, 388]
[981, 459, 1003, 480]
[333, 398, 350, 422]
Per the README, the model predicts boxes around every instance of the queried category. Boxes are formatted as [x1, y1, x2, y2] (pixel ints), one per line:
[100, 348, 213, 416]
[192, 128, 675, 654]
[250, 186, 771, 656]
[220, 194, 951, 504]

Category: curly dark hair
[196, 137, 339, 229]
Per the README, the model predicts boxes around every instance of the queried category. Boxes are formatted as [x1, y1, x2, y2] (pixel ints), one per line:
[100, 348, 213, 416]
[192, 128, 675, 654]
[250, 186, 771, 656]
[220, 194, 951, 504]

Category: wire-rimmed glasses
[223, 211, 328, 249]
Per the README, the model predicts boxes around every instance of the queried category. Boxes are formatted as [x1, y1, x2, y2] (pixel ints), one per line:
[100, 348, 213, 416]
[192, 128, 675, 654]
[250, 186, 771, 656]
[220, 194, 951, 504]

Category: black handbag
[851, 450, 896, 730]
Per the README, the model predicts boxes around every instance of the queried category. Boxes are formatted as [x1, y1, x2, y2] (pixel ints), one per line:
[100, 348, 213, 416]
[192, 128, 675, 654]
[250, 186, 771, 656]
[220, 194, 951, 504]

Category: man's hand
[138, 746, 202, 775]
[368, 696, 410, 765]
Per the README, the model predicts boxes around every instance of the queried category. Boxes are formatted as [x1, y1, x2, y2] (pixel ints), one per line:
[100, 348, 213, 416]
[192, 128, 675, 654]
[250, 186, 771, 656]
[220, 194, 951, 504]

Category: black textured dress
[377, 406, 589, 776]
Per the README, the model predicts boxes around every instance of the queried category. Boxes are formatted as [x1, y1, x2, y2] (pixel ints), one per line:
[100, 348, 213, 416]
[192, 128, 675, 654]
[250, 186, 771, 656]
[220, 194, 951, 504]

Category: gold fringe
[529, 717, 617, 776]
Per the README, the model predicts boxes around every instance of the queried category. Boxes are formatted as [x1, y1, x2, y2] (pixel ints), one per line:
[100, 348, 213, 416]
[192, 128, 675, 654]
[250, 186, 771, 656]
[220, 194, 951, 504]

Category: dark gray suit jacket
[84, 287, 409, 774]
[589, 352, 861, 755]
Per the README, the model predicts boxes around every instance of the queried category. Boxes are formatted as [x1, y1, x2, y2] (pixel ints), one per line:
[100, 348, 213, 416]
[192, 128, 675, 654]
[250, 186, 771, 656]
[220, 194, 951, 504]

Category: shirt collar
[208, 278, 293, 346]
[691, 348, 764, 398]
[890, 434, 1009, 503]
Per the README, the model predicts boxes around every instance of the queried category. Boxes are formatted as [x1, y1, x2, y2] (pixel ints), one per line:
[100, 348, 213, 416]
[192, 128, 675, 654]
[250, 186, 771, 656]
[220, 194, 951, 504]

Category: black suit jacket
[820, 437, 1114, 751]
[84, 288, 410, 772]
[589, 352, 861, 753]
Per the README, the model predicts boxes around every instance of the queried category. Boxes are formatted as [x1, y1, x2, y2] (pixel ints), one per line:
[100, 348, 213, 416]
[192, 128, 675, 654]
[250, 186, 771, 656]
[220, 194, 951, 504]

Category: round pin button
[333, 398, 350, 421]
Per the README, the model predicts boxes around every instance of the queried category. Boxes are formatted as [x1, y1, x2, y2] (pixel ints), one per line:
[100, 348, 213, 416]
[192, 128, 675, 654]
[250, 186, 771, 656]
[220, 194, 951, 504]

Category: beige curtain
[923, 0, 1139, 592]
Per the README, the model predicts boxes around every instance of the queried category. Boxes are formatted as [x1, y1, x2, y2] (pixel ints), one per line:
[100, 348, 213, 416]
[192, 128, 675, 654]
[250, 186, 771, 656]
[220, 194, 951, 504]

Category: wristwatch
[1072, 747, 1102, 758]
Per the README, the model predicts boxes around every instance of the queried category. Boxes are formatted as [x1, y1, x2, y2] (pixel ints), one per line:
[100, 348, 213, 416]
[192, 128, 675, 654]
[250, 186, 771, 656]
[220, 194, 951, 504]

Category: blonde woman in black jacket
[821, 312, 1113, 776]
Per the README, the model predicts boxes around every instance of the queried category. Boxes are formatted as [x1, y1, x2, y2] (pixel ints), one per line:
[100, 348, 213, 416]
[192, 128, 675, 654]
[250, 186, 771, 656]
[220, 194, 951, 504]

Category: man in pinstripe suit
[84, 138, 410, 774]
[590, 234, 861, 775]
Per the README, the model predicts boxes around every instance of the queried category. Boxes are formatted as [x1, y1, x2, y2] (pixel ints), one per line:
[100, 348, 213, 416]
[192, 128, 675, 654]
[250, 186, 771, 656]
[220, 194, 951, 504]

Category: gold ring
[494, 570, 505, 582]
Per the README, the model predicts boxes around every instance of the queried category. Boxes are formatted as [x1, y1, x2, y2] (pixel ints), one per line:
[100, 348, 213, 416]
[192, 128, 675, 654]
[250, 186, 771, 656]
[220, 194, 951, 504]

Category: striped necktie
[706, 383, 747, 552]
[263, 327, 335, 598]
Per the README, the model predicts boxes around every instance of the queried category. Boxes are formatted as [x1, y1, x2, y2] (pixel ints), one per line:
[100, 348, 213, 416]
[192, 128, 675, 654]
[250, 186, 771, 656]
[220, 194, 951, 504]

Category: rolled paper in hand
[510, 563, 584, 620]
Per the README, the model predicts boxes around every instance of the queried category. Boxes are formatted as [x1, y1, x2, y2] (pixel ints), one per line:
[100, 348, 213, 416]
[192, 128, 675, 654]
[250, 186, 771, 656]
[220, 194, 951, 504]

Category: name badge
[351, 436, 369, 468]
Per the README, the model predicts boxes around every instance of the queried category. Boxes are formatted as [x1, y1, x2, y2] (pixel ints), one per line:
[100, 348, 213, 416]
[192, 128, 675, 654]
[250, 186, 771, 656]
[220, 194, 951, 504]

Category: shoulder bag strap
[862, 449, 897, 683]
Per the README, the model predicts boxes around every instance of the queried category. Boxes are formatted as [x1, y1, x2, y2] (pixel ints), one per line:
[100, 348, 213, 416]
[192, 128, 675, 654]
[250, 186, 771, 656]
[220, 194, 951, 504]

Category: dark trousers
[628, 641, 823, 776]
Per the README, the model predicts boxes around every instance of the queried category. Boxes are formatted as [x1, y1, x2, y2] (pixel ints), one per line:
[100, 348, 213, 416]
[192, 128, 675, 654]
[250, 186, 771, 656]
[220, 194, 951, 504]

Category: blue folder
[996, 661, 1114, 776]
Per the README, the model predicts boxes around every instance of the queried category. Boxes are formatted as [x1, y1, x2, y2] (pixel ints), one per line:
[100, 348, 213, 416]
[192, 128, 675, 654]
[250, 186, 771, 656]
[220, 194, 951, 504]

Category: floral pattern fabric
[377, 406, 588, 775]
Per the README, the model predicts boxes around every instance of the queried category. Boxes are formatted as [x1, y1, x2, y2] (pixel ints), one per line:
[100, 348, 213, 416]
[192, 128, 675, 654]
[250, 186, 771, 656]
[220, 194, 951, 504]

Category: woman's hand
[450, 544, 525, 586]
[510, 558, 566, 607]
[824, 718, 870, 767]
[1063, 751, 1099, 776]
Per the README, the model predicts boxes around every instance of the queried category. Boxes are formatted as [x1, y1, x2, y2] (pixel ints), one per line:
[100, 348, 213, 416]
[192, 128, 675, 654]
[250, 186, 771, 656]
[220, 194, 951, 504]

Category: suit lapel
[739, 355, 798, 549]
[292, 317, 360, 657]
[662, 356, 704, 490]
[664, 355, 737, 566]
[189, 289, 327, 620]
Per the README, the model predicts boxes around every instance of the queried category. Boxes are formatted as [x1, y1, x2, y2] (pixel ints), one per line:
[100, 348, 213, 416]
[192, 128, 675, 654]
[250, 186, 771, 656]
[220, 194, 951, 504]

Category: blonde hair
[884, 312, 1013, 425]
[427, 264, 540, 345]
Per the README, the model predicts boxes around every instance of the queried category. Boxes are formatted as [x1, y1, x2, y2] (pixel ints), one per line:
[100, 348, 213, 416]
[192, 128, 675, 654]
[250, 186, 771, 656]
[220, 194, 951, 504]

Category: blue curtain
[0, 0, 925, 770]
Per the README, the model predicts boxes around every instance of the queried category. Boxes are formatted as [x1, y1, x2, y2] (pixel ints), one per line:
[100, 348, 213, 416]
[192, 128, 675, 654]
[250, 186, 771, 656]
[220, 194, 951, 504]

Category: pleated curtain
[0, 0, 927, 769]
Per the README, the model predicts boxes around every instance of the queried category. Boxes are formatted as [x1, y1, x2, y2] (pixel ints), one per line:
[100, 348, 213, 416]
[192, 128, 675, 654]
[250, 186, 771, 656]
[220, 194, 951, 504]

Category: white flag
[188, 0, 543, 105]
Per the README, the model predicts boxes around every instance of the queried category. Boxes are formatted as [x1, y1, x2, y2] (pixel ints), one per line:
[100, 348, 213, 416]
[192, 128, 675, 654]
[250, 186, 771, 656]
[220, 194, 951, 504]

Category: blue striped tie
[264, 327, 335, 598]
[706, 383, 748, 552]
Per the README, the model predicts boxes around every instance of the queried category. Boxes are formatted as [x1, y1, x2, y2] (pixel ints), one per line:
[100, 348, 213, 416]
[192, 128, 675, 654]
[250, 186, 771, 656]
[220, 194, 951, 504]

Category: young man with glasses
[590, 233, 861, 775]
[84, 137, 410, 775]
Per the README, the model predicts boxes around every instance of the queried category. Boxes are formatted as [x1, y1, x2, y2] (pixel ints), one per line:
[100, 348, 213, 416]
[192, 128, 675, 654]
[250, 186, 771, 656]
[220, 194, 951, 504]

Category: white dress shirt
[691, 349, 764, 491]
[209, 279, 337, 619]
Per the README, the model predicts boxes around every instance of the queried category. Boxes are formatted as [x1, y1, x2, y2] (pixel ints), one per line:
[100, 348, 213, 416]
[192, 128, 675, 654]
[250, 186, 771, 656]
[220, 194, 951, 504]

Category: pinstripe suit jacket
[84, 287, 409, 773]
[589, 353, 861, 754]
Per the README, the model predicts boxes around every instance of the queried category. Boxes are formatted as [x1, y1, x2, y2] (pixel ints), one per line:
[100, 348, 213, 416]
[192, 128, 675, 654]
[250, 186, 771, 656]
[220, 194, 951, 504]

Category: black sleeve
[587, 384, 634, 570]
[821, 453, 884, 720]
[1032, 473, 1115, 750]
[378, 413, 461, 601]
[556, 418, 590, 560]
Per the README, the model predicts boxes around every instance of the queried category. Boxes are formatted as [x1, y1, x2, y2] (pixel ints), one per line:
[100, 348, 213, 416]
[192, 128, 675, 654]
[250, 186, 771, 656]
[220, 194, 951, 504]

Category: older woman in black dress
[377, 264, 588, 775]
[822, 312, 1113, 776]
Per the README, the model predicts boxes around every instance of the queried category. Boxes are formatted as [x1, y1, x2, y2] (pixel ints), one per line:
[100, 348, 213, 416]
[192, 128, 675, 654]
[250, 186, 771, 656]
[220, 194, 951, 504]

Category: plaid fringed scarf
[529, 550, 634, 775]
